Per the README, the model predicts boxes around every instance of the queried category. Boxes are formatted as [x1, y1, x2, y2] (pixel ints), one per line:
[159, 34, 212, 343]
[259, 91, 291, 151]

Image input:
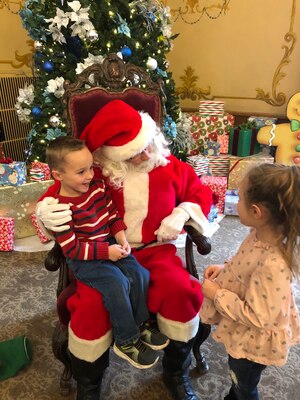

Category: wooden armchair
[45, 53, 211, 395]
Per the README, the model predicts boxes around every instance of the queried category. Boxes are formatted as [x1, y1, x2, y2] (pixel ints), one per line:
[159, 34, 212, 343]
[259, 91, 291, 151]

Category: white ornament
[146, 57, 158, 70]
[49, 115, 61, 128]
[87, 30, 99, 42]
[34, 41, 43, 51]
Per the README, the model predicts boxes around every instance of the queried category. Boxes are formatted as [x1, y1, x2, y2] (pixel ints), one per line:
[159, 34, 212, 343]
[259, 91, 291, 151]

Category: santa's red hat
[80, 100, 157, 161]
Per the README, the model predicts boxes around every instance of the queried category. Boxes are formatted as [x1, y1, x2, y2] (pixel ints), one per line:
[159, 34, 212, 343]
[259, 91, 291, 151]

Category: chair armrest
[45, 241, 65, 272]
[184, 225, 211, 279]
[185, 225, 211, 255]
[45, 241, 71, 298]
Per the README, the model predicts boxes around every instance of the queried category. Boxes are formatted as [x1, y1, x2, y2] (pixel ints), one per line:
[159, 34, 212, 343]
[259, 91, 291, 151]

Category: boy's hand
[202, 279, 221, 300]
[118, 240, 131, 256]
[108, 244, 127, 262]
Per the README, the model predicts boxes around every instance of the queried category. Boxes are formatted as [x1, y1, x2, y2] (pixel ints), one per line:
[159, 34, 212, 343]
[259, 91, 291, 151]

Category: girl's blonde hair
[245, 163, 300, 276]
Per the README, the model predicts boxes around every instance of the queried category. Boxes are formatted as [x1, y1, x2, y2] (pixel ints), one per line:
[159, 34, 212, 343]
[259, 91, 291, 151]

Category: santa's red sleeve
[167, 155, 213, 232]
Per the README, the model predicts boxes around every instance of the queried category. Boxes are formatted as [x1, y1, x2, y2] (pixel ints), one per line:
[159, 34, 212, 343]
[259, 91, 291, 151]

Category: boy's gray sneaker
[113, 338, 159, 369]
[140, 321, 170, 350]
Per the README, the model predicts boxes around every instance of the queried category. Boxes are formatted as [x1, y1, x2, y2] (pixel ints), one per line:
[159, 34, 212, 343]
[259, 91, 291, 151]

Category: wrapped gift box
[228, 154, 274, 190]
[224, 190, 239, 216]
[0, 180, 54, 238]
[186, 155, 209, 176]
[29, 161, 51, 181]
[247, 116, 277, 128]
[207, 154, 230, 177]
[217, 134, 229, 154]
[229, 127, 261, 157]
[188, 112, 235, 155]
[199, 101, 224, 116]
[203, 141, 220, 156]
[201, 176, 227, 213]
[0, 161, 27, 186]
[0, 217, 14, 251]
[31, 213, 51, 243]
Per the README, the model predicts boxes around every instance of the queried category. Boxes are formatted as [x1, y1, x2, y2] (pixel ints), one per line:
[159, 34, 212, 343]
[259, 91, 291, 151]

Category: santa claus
[37, 100, 213, 400]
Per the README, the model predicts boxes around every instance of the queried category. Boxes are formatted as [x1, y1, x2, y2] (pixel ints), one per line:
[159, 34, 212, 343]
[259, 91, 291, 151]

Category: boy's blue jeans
[225, 355, 266, 400]
[68, 251, 150, 346]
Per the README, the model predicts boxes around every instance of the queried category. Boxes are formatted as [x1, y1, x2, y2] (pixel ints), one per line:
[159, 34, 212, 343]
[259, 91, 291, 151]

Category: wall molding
[174, 0, 297, 108]
[164, 0, 231, 24]
[0, 40, 33, 70]
[0, 0, 25, 15]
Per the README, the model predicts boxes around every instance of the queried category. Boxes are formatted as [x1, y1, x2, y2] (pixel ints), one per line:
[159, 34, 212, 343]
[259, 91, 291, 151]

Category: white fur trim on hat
[101, 112, 157, 162]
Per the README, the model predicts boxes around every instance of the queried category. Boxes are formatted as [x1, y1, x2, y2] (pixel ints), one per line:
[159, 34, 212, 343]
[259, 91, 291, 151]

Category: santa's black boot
[162, 338, 198, 400]
[76, 376, 102, 400]
[70, 350, 109, 400]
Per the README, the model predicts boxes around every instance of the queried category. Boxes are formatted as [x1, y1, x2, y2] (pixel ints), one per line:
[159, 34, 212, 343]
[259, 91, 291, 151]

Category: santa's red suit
[39, 101, 213, 377]
[41, 154, 212, 362]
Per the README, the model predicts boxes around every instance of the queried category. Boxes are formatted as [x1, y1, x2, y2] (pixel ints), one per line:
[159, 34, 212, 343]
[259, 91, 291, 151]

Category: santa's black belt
[131, 240, 156, 252]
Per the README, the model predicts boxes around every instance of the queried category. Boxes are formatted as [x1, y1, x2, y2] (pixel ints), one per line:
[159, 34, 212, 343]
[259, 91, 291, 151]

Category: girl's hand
[202, 279, 221, 300]
[204, 264, 224, 280]
[108, 244, 127, 261]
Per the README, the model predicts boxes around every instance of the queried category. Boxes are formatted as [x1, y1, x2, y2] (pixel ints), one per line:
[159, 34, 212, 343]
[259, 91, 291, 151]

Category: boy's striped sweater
[52, 180, 126, 261]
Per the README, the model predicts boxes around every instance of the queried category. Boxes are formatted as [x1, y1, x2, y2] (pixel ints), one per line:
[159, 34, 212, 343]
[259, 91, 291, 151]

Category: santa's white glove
[36, 197, 72, 233]
[154, 207, 190, 242]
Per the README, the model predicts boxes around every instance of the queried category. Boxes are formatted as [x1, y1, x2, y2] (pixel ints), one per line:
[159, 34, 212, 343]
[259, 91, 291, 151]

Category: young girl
[200, 163, 300, 400]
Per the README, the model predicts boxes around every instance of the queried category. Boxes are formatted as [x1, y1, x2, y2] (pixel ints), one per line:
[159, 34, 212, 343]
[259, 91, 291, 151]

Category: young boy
[45, 136, 169, 369]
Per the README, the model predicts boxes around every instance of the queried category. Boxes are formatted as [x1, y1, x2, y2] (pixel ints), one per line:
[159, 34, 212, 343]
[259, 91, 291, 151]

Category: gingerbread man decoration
[257, 92, 300, 165]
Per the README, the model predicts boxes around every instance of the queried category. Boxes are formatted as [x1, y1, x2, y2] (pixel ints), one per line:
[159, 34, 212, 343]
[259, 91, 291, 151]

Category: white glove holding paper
[154, 207, 189, 242]
[36, 197, 72, 233]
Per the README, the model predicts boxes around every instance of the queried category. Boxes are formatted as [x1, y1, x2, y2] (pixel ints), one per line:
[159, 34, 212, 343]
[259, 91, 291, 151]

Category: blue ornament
[121, 45, 132, 58]
[43, 61, 54, 73]
[149, 12, 156, 22]
[31, 106, 42, 117]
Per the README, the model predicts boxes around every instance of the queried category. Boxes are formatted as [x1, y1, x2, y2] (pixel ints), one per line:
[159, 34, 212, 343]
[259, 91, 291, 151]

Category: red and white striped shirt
[52, 180, 126, 260]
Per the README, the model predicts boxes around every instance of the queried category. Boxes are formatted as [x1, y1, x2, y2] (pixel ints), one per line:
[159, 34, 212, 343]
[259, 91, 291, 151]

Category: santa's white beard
[93, 132, 170, 189]
[100, 153, 165, 188]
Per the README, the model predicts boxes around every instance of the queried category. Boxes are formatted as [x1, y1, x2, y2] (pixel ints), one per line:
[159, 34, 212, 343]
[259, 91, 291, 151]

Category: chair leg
[52, 321, 72, 396]
[192, 320, 211, 375]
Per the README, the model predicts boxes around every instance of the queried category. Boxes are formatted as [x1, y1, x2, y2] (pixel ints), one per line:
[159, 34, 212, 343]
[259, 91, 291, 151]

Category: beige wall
[0, 2, 32, 77]
[1, 1, 299, 118]
[164, 0, 300, 117]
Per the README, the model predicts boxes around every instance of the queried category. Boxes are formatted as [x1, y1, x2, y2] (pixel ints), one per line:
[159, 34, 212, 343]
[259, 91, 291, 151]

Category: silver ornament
[87, 30, 99, 42]
[146, 57, 158, 70]
[49, 115, 61, 127]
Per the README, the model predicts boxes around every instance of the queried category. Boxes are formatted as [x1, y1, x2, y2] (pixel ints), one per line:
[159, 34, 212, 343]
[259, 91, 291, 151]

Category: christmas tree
[16, 0, 190, 162]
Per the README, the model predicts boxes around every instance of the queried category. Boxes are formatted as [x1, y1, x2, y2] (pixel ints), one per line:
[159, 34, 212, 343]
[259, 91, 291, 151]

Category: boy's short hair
[46, 136, 87, 171]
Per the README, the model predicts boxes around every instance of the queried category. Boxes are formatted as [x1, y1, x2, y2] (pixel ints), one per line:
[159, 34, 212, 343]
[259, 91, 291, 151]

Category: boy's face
[54, 147, 94, 197]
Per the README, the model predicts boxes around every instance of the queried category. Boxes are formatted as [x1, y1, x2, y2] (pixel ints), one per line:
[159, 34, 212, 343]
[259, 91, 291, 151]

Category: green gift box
[229, 127, 261, 157]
